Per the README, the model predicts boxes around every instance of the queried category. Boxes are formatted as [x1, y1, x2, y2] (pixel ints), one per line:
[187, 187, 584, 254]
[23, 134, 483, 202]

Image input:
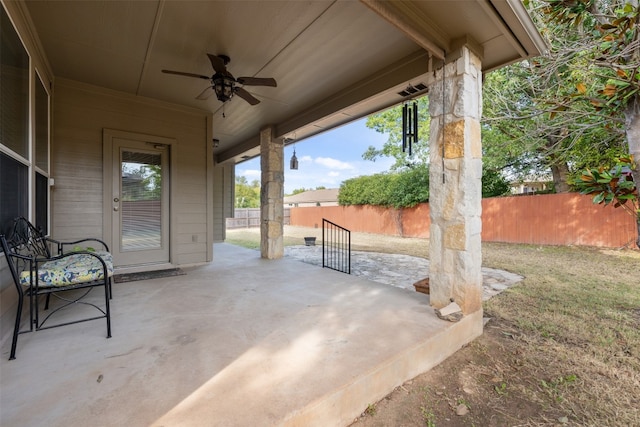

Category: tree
[482, 167, 512, 198]
[121, 163, 162, 200]
[365, 96, 511, 198]
[482, 1, 630, 191]
[338, 165, 510, 208]
[574, 156, 639, 247]
[364, 96, 430, 170]
[534, 0, 640, 246]
[235, 176, 260, 208]
[539, 0, 640, 188]
[338, 166, 429, 208]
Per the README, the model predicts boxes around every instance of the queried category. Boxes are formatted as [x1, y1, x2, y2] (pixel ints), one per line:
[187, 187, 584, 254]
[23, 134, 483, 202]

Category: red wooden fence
[290, 193, 637, 249]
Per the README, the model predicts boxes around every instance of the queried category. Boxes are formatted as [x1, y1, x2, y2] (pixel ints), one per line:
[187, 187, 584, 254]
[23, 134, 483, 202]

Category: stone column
[428, 45, 483, 315]
[260, 125, 284, 259]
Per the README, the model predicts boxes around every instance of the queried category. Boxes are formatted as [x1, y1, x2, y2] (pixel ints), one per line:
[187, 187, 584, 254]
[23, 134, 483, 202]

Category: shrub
[339, 166, 429, 208]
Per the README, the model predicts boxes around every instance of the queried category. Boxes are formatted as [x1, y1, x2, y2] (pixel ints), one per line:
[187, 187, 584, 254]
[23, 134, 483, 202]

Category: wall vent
[398, 83, 428, 97]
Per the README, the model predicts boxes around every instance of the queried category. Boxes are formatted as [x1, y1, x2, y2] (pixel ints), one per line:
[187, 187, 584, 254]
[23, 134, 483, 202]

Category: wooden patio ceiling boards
[23, 0, 545, 163]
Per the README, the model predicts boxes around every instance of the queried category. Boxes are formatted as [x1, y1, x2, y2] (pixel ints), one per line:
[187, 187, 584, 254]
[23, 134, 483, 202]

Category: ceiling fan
[162, 54, 277, 105]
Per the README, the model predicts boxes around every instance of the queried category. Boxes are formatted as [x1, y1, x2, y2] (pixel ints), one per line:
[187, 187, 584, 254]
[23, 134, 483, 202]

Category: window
[34, 74, 50, 234]
[0, 5, 50, 237]
[0, 154, 28, 236]
[0, 5, 29, 156]
[35, 73, 49, 172]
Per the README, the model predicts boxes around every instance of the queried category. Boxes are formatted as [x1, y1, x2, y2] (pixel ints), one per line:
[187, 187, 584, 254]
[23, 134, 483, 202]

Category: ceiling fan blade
[162, 69, 210, 80]
[207, 54, 228, 74]
[237, 77, 277, 87]
[234, 87, 260, 105]
[196, 86, 215, 100]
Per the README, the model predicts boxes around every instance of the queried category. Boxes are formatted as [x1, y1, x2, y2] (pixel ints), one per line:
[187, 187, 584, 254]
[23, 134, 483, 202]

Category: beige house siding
[52, 79, 214, 266]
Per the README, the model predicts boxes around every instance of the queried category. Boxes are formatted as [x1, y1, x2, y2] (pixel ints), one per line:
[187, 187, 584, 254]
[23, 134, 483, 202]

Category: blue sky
[235, 118, 395, 194]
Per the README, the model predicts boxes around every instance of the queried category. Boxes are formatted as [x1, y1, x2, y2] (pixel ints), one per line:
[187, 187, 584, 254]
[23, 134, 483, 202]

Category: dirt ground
[349, 320, 564, 427]
[227, 227, 640, 427]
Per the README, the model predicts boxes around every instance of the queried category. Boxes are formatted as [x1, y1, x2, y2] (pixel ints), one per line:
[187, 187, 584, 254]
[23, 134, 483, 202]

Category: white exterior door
[111, 137, 170, 267]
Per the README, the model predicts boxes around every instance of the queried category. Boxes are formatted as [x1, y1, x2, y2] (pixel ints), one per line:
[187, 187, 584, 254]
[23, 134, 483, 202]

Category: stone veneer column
[428, 46, 483, 315]
[260, 125, 284, 259]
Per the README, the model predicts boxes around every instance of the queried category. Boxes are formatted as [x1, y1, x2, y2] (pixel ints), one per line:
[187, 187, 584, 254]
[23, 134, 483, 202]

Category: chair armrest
[47, 237, 110, 255]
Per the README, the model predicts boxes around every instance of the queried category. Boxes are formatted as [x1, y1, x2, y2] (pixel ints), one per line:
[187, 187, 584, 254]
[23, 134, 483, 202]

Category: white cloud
[234, 120, 397, 194]
[314, 157, 354, 170]
[241, 169, 260, 177]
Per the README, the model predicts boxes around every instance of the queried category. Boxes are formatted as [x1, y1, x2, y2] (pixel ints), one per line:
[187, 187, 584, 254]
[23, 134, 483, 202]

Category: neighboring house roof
[509, 174, 552, 185]
[509, 180, 551, 187]
[284, 189, 339, 205]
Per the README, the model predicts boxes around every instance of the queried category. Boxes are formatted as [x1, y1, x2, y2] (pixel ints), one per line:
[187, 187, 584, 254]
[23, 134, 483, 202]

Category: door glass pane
[121, 150, 162, 251]
[0, 6, 30, 157]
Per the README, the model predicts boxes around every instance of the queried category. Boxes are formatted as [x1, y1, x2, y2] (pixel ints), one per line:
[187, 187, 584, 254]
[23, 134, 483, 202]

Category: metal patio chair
[0, 217, 112, 360]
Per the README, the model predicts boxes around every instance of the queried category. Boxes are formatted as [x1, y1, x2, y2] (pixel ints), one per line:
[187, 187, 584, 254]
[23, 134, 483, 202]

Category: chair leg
[104, 280, 112, 339]
[9, 292, 24, 360]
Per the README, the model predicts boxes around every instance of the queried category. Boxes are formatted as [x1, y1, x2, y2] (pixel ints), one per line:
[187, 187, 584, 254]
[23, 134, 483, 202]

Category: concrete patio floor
[0, 243, 482, 427]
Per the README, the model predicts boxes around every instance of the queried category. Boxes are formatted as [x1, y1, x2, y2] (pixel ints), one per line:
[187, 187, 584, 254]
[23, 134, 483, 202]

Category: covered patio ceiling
[24, 0, 545, 163]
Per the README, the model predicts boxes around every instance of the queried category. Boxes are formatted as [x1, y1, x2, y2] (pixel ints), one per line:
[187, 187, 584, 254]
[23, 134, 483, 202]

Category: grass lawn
[227, 227, 640, 426]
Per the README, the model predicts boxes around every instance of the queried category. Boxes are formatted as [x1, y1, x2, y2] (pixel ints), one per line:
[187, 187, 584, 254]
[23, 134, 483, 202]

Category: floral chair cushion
[19, 251, 113, 287]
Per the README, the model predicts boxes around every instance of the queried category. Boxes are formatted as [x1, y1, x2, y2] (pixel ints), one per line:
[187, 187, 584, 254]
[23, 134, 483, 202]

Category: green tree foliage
[121, 164, 162, 201]
[482, 2, 630, 191]
[235, 176, 260, 208]
[357, 0, 638, 207]
[536, 0, 640, 246]
[364, 97, 430, 170]
[390, 165, 430, 207]
[479, 0, 640, 192]
[363, 95, 511, 204]
[339, 165, 510, 208]
[536, 0, 640, 187]
[574, 155, 639, 247]
[482, 168, 512, 198]
[338, 174, 396, 207]
[339, 166, 429, 208]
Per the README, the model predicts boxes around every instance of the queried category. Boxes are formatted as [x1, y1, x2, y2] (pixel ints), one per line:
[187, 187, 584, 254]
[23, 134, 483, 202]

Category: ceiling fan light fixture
[213, 75, 235, 102]
[163, 54, 275, 106]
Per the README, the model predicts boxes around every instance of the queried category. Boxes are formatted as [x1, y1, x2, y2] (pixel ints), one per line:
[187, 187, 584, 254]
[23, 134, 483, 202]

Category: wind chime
[402, 101, 418, 155]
